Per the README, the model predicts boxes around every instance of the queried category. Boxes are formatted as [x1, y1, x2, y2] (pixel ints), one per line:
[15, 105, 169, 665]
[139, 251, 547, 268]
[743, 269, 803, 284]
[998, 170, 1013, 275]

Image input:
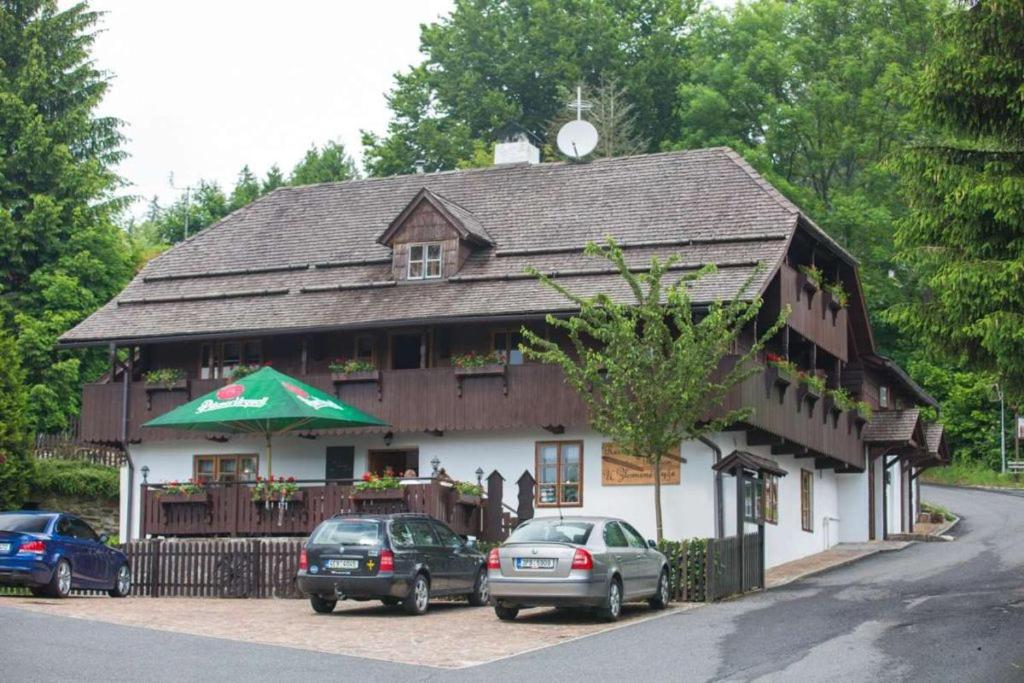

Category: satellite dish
[557, 119, 599, 159]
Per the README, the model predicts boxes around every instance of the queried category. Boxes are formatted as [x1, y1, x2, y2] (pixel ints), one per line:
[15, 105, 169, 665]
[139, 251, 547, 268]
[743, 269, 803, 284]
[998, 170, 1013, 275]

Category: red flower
[287, 476, 295, 483]
[361, 471, 372, 482]
[766, 352, 783, 363]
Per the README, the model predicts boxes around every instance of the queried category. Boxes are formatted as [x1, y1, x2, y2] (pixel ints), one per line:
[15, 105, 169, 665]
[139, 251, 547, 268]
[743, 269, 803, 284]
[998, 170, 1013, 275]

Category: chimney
[414, 160, 426, 174]
[494, 132, 540, 165]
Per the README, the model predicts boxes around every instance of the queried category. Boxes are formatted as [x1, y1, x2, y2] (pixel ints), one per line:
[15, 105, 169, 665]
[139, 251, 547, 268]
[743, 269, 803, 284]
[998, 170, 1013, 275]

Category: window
[743, 477, 764, 523]
[408, 243, 443, 280]
[200, 340, 262, 379]
[801, 469, 814, 532]
[431, 522, 463, 548]
[507, 519, 593, 545]
[310, 520, 380, 546]
[493, 330, 524, 365]
[68, 517, 98, 541]
[389, 521, 416, 549]
[879, 385, 890, 409]
[620, 522, 649, 549]
[536, 441, 583, 506]
[193, 454, 259, 483]
[603, 522, 629, 548]
[0, 514, 54, 533]
[406, 519, 440, 546]
[764, 475, 779, 525]
[354, 335, 375, 364]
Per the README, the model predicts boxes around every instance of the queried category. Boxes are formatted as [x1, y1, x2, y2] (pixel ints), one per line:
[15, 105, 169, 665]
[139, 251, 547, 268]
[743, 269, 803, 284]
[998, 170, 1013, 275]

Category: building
[60, 144, 949, 567]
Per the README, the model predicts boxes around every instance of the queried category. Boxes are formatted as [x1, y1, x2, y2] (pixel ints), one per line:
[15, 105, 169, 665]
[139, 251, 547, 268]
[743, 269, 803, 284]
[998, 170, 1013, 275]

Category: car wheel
[494, 602, 519, 621]
[468, 568, 490, 606]
[649, 569, 670, 610]
[380, 597, 400, 606]
[108, 564, 131, 598]
[45, 559, 72, 599]
[309, 595, 337, 614]
[597, 577, 622, 622]
[403, 573, 430, 615]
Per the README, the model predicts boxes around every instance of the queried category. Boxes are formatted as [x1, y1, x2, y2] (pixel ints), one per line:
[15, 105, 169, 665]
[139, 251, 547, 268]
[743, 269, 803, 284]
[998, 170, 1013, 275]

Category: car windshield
[0, 513, 53, 533]
[507, 519, 593, 545]
[309, 520, 380, 546]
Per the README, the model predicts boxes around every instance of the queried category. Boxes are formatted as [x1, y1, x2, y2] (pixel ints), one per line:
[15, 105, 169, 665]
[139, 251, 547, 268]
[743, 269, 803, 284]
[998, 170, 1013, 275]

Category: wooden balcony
[778, 263, 848, 361]
[81, 364, 590, 444]
[139, 478, 494, 539]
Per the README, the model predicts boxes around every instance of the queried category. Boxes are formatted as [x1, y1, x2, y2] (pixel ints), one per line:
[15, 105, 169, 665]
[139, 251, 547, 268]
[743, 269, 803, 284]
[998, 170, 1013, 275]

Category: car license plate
[0, 543, 9, 554]
[326, 559, 359, 570]
[515, 557, 555, 570]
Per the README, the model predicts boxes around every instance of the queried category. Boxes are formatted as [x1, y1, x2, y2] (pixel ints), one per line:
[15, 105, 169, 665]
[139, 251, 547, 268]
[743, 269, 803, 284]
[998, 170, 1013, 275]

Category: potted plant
[144, 368, 187, 391]
[823, 281, 848, 311]
[329, 358, 379, 382]
[454, 481, 484, 506]
[250, 475, 302, 510]
[795, 370, 825, 412]
[158, 479, 208, 505]
[352, 472, 404, 500]
[229, 363, 267, 381]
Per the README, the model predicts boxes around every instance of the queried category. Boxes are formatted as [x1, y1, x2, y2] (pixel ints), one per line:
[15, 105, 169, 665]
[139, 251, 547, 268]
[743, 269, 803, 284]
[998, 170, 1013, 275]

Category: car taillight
[571, 548, 593, 570]
[379, 549, 394, 573]
[19, 540, 45, 555]
[298, 547, 308, 571]
[487, 548, 500, 570]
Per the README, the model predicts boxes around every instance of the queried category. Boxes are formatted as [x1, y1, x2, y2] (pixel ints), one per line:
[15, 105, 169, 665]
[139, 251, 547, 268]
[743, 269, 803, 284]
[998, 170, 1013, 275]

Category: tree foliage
[362, 0, 697, 176]
[890, 0, 1024, 404]
[521, 240, 787, 540]
[0, 329, 32, 510]
[0, 1, 135, 432]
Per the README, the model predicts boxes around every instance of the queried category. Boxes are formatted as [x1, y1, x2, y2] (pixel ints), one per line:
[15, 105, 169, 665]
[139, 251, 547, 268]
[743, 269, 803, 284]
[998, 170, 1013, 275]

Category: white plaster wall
[871, 458, 885, 540]
[836, 465, 869, 543]
[886, 458, 903, 536]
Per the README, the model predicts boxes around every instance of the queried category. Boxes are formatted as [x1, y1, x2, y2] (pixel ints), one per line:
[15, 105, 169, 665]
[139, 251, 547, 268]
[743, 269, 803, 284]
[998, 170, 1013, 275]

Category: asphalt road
[2, 484, 1022, 682]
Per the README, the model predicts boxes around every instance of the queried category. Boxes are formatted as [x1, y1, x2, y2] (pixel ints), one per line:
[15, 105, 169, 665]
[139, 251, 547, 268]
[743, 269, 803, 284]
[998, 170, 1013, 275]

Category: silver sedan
[486, 516, 670, 621]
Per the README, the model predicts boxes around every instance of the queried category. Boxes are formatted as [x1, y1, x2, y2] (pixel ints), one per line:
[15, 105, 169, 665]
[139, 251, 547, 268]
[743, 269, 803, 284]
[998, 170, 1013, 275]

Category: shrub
[658, 537, 709, 602]
[328, 358, 376, 374]
[28, 458, 119, 501]
[143, 368, 185, 387]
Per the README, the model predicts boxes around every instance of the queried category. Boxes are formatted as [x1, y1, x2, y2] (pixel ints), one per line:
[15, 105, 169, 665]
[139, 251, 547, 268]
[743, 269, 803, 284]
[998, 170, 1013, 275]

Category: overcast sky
[87, 1, 453, 216]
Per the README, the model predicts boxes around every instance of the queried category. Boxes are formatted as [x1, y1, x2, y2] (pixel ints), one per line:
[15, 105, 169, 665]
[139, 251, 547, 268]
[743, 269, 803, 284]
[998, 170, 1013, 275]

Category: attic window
[409, 243, 443, 280]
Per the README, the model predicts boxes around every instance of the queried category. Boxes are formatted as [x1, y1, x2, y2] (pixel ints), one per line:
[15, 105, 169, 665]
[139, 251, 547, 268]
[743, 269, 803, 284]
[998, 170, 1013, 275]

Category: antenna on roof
[556, 85, 598, 160]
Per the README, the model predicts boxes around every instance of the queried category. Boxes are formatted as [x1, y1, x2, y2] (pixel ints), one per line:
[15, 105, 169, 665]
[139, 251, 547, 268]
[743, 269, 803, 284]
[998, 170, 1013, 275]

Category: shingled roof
[861, 409, 923, 444]
[61, 147, 851, 346]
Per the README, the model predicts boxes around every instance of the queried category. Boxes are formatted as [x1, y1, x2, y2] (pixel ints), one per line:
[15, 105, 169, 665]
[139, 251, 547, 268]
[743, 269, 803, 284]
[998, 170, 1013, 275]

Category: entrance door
[391, 333, 424, 369]
[326, 446, 355, 480]
[368, 449, 419, 477]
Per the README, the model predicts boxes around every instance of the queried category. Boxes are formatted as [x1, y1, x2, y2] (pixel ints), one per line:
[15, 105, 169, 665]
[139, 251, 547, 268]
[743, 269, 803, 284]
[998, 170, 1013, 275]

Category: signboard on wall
[1018, 416, 1024, 440]
[601, 442, 682, 486]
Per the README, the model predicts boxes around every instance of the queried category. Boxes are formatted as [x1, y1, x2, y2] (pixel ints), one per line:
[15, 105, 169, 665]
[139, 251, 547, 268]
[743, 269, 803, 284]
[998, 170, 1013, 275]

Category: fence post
[516, 470, 535, 522]
[150, 538, 163, 598]
[705, 538, 715, 603]
[483, 470, 504, 542]
[680, 543, 688, 602]
[735, 465, 745, 594]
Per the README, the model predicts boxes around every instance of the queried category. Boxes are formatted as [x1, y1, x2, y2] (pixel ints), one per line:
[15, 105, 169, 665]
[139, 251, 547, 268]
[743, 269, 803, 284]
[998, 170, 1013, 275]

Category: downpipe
[698, 436, 724, 539]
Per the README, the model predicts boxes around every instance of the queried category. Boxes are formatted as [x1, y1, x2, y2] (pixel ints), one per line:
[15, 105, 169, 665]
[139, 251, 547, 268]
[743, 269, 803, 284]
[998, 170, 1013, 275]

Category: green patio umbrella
[143, 366, 387, 476]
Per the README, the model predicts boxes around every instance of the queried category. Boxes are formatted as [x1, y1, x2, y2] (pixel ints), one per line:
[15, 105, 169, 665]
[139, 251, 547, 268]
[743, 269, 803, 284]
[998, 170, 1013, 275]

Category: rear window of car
[0, 514, 53, 533]
[309, 520, 380, 546]
[507, 519, 593, 545]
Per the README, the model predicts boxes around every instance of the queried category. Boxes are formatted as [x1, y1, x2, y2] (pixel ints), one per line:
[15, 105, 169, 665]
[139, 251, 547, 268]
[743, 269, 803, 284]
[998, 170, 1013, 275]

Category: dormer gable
[377, 188, 492, 281]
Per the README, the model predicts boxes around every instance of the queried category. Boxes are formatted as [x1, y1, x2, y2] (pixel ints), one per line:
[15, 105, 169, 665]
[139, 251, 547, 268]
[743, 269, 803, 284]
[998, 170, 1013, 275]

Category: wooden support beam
[771, 441, 807, 456]
[745, 429, 784, 447]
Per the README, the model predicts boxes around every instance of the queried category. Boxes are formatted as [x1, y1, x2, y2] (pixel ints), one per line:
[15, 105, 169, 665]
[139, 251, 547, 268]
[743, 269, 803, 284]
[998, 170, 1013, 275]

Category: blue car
[0, 511, 131, 598]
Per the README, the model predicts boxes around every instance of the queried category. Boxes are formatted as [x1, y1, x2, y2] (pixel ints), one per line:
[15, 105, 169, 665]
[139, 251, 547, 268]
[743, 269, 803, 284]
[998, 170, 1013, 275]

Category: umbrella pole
[266, 433, 273, 479]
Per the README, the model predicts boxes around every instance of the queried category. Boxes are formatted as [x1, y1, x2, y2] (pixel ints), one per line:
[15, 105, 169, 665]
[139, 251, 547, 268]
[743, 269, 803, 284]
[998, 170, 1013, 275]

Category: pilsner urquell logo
[282, 381, 341, 411]
[196, 382, 268, 413]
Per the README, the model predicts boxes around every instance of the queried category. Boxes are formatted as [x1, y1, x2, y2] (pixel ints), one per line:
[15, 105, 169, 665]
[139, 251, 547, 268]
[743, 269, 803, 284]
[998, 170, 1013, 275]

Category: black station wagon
[296, 513, 488, 615]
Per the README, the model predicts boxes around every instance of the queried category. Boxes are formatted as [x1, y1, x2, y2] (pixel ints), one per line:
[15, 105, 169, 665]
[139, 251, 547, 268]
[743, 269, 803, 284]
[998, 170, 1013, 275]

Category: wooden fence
[706, 529, 764, 601]
[34, 421, 125, 468]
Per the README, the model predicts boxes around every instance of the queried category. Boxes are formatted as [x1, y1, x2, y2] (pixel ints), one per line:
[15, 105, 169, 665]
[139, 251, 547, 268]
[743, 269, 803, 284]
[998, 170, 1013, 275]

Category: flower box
[158, 492, 209, 505]
[351, 488, 405, 501]
[796, 383, 822, 415]
[454, 363, 508, 397]
[455, 493, 483, 507]
[762, 364, 792, 403]
[253, 489, 305, 505]
[796, 270, 819, 301]
[145, 379, 188, 392]
[331, 370, 381, 384]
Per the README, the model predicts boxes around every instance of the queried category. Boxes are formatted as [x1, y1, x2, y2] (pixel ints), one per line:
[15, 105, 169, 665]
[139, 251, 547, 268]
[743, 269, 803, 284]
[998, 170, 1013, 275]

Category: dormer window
[408, 243, 443, 280]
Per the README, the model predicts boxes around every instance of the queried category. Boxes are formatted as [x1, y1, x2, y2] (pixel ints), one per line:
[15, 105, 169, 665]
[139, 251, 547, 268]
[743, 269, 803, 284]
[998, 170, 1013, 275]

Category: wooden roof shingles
[62, 148, 814, 346]
[861, 409, 923, 444]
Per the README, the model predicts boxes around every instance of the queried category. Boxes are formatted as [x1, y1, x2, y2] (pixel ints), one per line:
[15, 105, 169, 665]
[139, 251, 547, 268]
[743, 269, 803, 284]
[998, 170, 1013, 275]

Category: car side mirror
[647, 539, 657, 549]
[464, 535, 478, 549]
[99, 533, 110, 545]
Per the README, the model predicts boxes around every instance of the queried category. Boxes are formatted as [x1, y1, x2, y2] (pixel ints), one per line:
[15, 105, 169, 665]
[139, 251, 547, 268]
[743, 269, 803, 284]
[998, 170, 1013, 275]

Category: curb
[765, 544, 908, 590]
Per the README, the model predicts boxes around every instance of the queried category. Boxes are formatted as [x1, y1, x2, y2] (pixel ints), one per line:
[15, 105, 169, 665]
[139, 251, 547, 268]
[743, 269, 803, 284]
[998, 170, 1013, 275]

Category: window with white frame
[408, 243, 443, 280]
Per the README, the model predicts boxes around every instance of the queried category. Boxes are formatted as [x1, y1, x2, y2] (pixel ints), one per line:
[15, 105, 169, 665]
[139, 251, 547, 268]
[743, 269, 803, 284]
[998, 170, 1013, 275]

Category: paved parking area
[0, 595, 695, 668]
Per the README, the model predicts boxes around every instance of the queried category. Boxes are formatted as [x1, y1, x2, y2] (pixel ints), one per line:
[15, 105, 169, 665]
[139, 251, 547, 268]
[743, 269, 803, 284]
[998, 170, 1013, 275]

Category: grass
[921, 501, 956, 522]
[921, 462, 1024, 490]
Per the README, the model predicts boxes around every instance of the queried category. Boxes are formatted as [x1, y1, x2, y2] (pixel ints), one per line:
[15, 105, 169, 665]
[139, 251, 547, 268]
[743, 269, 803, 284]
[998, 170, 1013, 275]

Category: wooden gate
[706, 528, 764, 601]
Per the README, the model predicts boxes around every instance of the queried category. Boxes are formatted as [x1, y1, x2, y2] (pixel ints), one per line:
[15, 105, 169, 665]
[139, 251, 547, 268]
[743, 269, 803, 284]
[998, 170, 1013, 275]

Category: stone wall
[26, 492, 119, 537]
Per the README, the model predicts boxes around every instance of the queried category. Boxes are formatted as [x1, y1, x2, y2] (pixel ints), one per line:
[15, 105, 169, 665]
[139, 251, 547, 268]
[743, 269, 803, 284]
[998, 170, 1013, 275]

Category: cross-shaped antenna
[567, 85, 592, 121]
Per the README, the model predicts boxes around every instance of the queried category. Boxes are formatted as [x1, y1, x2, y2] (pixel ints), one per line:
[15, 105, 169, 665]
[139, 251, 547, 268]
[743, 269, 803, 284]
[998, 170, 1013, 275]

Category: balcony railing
[779, 263, 848, 361]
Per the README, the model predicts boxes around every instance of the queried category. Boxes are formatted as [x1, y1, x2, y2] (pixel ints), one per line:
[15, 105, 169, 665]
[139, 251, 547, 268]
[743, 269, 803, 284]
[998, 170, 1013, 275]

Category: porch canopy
[143, 366, 387, 476]
[713, 450, 788, 478]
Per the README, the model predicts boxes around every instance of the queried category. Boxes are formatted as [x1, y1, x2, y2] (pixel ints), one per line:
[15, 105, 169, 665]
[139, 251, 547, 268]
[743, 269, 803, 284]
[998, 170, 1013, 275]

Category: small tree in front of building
[521, 239, 788, 541]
